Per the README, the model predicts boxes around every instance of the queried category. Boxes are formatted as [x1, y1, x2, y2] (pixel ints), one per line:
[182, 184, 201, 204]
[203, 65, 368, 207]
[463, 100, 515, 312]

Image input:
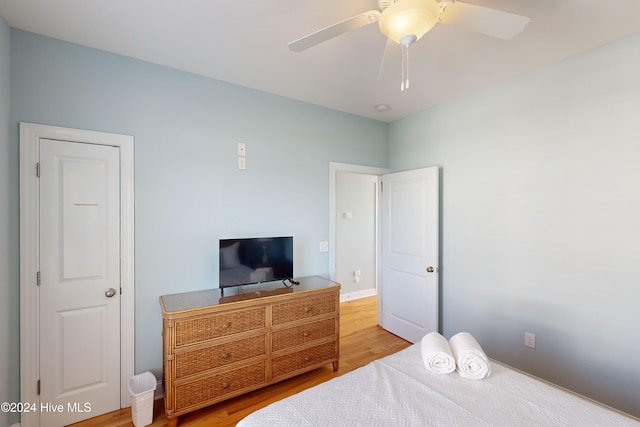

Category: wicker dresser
[160, 276, 340, 427]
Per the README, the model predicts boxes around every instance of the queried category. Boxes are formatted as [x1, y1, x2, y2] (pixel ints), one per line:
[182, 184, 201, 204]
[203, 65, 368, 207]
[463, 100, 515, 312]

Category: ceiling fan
[288, 0, 530, 90]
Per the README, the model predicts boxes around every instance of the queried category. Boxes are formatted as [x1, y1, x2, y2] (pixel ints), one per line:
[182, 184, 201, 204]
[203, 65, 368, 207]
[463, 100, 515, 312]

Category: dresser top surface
[160, 276, 339, 314]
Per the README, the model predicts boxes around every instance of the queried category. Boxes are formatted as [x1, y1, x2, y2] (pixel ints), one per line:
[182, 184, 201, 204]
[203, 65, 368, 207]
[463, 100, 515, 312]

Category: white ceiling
[1, 0, 639, 122]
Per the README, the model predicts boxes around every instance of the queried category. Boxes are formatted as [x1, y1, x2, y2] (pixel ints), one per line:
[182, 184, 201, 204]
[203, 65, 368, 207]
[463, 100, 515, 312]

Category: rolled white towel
[420, 332, 456, 374]
[449, 332, 491, 379]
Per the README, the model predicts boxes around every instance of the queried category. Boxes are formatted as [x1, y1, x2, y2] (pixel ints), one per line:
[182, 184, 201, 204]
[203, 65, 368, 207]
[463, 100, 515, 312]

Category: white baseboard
[340, 288, 377, 302]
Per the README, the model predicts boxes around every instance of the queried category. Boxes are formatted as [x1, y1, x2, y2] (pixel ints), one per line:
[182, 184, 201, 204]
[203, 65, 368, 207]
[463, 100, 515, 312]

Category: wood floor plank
[68, 295, 410, 427]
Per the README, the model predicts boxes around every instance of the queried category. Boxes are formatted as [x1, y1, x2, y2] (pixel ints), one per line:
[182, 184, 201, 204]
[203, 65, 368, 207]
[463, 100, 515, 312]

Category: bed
[237, 342, 640, 426]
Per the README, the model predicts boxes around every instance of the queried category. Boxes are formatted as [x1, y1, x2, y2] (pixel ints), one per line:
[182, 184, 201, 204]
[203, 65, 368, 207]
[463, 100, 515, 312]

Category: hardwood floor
[68, 295, 410, 427]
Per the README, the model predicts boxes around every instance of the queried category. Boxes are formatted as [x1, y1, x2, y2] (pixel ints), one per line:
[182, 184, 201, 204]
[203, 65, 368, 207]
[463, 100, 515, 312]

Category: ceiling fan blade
[288, 10, 381, 52]
[439, 1, 529, 40]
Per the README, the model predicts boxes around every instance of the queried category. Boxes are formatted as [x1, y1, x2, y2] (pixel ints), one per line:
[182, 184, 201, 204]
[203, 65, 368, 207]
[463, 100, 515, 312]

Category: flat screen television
[219, 236, 294, 288]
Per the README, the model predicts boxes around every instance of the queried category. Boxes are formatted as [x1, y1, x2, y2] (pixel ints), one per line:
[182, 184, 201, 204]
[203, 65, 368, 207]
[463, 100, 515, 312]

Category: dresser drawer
[174, 307, 266, 347]
[271, 341, 337, 379]
[271, 293, 338, 325]
[272, 318, 336, 352]
[175, 335, 266, 379]
[174, 361, 266, 411]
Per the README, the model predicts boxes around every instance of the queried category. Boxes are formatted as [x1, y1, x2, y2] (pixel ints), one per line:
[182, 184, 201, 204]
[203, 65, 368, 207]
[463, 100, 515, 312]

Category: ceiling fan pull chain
[401, 43, 406, 91]
[401, 43, 410, 91]
[406, 44, 410, 90]
[399, 34, 417, 92]
[401, 45, 405, 91]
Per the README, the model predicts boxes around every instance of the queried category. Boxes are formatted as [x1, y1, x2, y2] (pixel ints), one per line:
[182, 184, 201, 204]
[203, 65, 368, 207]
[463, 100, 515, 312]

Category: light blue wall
[0, 14, 19, 427]
[389, 34, 640, 417]
[9, 30, 388, 381]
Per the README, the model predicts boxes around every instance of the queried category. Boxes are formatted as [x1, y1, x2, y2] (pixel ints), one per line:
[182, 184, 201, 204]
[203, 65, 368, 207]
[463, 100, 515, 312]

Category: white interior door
[380, 167, 439, 343]
[39, 139, 121, 426]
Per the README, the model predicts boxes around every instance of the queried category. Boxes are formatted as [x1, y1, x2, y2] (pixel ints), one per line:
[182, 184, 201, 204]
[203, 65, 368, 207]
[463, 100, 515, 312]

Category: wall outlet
[319, 241, 329, 252]
[524, 332, 536, 349]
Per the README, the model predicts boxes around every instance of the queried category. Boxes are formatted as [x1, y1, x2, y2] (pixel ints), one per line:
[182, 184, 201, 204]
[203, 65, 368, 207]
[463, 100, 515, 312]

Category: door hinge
[37, 271, 41, 286]
[37, 379, 41, 395]
[36, 162, 41, 177]
[380, 181, 383, 191]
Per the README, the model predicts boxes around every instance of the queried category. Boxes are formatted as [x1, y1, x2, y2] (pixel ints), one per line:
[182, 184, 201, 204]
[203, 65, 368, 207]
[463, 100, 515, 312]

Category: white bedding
[238, 344, 640, 427]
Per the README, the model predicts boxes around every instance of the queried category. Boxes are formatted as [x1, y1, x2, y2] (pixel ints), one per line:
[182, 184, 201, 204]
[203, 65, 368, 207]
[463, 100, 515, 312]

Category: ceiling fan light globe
[378, 0, 440, 44]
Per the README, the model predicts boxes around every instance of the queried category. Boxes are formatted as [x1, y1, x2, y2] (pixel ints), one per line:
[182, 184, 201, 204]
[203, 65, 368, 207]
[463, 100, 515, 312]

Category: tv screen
[219, 236, 293, 288]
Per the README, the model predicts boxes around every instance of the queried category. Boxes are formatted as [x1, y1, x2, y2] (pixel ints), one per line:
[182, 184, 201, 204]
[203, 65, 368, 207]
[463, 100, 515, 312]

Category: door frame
[19, 122, 135, 426]
[329, 162, 389, 305]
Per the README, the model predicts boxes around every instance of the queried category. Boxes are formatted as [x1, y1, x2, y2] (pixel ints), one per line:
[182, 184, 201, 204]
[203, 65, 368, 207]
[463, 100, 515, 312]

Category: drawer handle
[221, 352, 230, 359]
[222, 322, 231, 329]
[304, 356, 310, 362]
[303, 332, 310, 337]
[222, 382, 229, 389]
[303, 307, 311, 313]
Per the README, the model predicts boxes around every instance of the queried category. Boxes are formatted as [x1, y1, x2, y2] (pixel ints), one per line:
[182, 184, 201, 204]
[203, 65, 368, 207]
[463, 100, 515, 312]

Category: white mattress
[238, 344, 639, 427]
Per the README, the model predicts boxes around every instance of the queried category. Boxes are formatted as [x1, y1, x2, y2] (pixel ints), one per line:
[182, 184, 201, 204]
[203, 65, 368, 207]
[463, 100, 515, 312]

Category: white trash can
[128, 371, 157, 427]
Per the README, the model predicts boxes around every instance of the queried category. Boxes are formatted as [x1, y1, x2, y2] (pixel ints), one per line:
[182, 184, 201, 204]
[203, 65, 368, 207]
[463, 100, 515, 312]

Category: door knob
[426, 266, 439, 273]
[105, 288, 117, 298]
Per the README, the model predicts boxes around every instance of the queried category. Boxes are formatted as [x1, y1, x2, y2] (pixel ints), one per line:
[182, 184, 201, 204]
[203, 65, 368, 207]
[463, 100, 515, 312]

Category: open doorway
[329, 162, 389, 306]
[330, 163, 440, 342]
